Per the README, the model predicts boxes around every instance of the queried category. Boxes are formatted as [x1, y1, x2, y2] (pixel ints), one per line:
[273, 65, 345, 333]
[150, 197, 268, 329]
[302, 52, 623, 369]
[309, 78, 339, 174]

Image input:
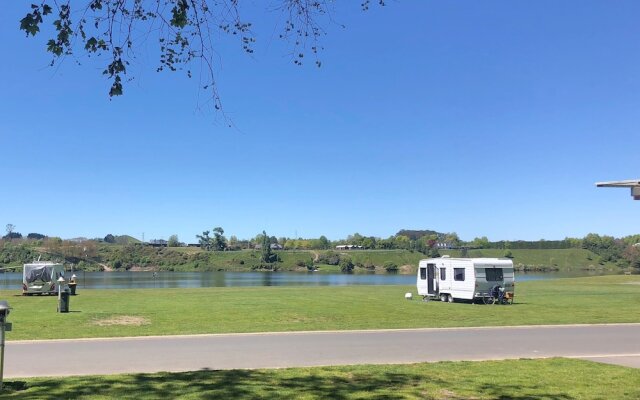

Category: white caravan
[22, 262, 65, 295]
[416, 256, 514, 303]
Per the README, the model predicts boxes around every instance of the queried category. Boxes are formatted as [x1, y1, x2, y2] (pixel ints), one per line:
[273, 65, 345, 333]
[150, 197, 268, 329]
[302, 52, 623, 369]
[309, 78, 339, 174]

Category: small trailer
[416, 256, 514, 304]
[22, 262, 65, 295]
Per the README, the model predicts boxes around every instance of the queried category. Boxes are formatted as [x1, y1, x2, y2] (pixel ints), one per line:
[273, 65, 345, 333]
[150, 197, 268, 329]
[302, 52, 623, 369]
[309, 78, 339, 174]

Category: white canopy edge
[595, 179, 640, 188]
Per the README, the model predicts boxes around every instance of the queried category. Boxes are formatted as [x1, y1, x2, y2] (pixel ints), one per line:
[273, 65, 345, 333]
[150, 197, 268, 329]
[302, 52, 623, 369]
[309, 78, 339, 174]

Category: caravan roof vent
[442, 255, 450, 258]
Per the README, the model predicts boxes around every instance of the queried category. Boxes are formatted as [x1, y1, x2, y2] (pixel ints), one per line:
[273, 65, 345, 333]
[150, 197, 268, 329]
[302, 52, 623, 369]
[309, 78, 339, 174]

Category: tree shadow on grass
[1, 367, 578, 399]
[475, 382, 575, 400]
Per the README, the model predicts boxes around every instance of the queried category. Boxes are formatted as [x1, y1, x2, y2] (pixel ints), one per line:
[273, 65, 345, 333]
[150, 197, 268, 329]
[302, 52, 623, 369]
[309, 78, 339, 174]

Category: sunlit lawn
[1, 275, 639, 340]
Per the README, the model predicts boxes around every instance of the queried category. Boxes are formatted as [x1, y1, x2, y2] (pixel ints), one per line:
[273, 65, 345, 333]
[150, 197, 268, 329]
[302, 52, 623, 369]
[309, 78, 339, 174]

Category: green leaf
[85, 37, 98, 52]
[19, 14, 40, 36]
[46, 39, 62, 56]
[90, 0, 103, 11]
[109, 76, 123, 97]
[170, 1, 189, 28]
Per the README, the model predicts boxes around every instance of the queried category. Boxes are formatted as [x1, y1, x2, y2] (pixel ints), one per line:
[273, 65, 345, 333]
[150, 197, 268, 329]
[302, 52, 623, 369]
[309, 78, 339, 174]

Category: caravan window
[454, 268, 465, 281]
[485, 268, 503, 281]
[440, 268, 446, 280]
[420, 267, 426, 280]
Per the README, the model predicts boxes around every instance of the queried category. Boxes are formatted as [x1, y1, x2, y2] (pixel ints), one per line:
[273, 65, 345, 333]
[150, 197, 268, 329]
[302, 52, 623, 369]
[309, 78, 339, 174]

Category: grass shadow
[0, 365, 594, 399]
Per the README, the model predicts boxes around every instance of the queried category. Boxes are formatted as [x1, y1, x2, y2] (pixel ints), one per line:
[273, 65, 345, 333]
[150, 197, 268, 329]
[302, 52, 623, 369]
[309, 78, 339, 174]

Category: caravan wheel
[440, 294, 448, 302]
[483, 296, 495, 305]
[447, 295, 454, 303]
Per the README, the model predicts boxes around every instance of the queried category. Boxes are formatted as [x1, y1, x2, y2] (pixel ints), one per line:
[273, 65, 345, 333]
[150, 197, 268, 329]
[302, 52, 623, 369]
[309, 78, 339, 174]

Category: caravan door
[427, 263, 437, 295]
[417, 262, 438, 297]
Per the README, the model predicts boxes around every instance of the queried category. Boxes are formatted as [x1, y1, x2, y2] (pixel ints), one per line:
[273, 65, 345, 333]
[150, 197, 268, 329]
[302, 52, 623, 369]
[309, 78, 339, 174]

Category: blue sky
[1, 1, 639, 243]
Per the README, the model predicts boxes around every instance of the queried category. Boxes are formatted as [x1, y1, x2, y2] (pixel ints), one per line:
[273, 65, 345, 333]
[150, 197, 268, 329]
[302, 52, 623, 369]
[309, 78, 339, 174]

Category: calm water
[2, 269, 623, 290]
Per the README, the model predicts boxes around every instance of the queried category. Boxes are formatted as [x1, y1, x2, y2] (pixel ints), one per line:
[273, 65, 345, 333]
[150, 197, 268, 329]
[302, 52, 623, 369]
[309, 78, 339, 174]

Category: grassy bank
[441, 248, 616, 270]
[96, 247, 428, 273]
[2, 276, 639, 340]
[93, 247, 621, 273]
[2, 358, 639, 399]
[0, 243, 622, 273]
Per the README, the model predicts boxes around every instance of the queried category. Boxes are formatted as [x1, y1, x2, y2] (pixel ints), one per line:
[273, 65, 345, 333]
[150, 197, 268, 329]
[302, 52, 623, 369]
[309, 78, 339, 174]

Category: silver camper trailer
[416, 256, 514, 304]
[22, 262, 65, 295]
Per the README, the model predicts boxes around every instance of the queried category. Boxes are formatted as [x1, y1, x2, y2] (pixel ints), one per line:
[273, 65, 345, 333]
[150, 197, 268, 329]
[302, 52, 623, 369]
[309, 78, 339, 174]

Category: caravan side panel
[474, 259, 515, 296]
[447, 259, 476, 300]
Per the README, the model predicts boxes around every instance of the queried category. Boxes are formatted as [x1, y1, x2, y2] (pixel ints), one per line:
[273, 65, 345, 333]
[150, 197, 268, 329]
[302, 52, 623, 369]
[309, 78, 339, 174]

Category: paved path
[5, 324, 640, 378]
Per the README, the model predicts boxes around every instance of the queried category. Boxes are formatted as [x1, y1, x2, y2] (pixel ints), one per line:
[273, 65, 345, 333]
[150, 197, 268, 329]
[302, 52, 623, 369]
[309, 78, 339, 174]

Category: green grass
[442, 248, 618, 270]
[3, 275, 639, 340]
[161, 247, 620, 272]
[1, 242, 620, 272]
[203, 248, 619, 272]
[182, 249, 425, 272]
[2, 358, 639, 399]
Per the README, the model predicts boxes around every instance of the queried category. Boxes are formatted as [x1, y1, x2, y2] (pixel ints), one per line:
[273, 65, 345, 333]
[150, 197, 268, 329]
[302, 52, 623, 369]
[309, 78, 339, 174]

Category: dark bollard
[58, 291, 70, 313]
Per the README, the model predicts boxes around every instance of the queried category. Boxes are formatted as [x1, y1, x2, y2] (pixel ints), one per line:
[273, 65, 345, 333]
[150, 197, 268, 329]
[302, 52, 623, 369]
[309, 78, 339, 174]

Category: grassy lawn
[2, 358, 639, 399]
[2, 275, 639, 340]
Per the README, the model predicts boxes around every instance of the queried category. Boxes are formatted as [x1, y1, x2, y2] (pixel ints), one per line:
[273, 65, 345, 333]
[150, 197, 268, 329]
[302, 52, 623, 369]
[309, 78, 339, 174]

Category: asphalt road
[5, 324, 640, 378]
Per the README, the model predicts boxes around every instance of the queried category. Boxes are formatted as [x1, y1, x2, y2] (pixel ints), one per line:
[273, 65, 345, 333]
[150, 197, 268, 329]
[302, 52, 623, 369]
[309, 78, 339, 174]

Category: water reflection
[0, 269, 623, 290]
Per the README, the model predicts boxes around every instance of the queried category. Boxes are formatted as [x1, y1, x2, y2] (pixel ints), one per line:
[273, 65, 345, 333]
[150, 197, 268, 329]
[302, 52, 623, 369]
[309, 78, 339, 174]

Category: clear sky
[1, 1, 639, 243]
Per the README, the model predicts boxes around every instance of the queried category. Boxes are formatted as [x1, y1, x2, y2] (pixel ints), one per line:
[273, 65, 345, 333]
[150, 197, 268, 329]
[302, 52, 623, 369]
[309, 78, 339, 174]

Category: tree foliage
[5, 224, 15, 236]
[212, 227, 227, 251]
[197, 227, 226, 251]
[3, 224, 21, 240]
[339, 256, 354, 273]
[261, 230, 276, 263]
[197, 230, 212, 251]
[19, 1, 385, 115]
[168, 234, 180, 247]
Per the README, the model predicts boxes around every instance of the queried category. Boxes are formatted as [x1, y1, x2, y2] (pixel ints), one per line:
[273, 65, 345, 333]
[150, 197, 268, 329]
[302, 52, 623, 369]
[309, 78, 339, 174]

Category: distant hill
[395, 229, 442, 240]
[114, 235, 141, 245]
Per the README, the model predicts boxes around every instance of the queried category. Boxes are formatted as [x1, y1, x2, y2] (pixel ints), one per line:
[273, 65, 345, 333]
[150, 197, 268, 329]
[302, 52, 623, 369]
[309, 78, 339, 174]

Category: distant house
[253, 244, 284, 250]
[68, 237, 89, 243]
[148, 239, 168, 247]
[335, 245, 363, 250]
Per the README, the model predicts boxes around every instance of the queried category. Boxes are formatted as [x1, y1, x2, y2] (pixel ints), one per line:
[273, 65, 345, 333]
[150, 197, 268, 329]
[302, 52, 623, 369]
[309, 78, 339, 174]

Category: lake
[0, 269, 622, 290]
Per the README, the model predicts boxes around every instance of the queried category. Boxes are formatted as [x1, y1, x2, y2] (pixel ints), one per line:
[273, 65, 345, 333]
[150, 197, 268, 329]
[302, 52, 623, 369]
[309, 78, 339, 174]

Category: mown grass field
[3, 275, 639, 340]
[441, 248, 617, 270]
[2, 358, 639, 399]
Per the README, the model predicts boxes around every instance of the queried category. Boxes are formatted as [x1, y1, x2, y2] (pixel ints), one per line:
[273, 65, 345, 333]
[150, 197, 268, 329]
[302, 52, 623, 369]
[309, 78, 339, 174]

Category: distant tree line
[470, 234, 640, 269]
[4, 222, 640, 270]
[477, 239, 574, 250]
